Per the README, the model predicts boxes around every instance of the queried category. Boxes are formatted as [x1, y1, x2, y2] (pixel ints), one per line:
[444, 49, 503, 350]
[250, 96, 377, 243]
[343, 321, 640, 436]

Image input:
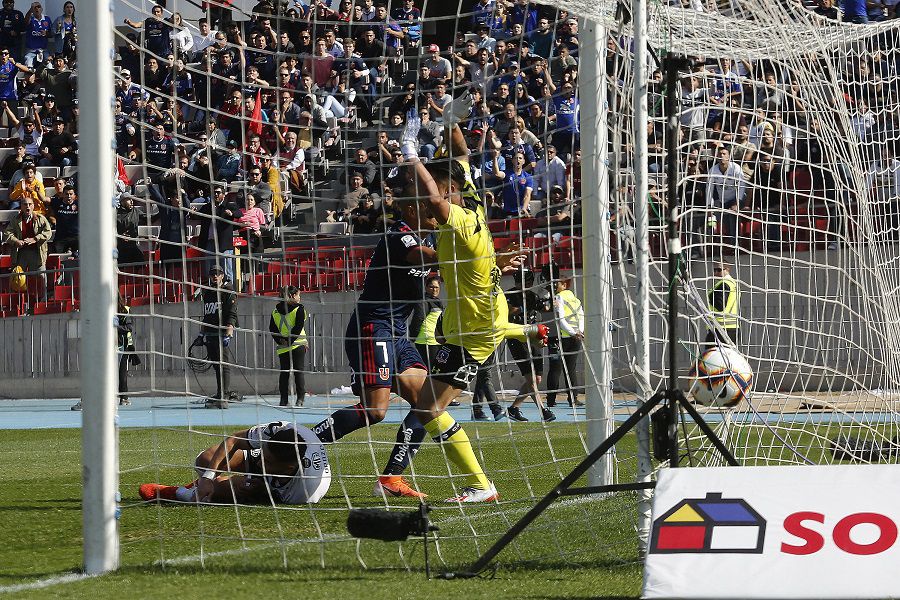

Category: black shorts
[507, 339, 543, 377]
[429, 343, 490, 390]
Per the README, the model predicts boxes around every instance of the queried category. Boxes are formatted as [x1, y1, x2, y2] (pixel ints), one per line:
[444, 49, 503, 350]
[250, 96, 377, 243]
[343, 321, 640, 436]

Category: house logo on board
[649, 492, 766, 554]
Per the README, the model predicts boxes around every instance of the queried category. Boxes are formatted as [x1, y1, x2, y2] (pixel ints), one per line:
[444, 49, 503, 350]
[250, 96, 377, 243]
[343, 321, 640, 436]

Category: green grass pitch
[1, 423, 645, 599]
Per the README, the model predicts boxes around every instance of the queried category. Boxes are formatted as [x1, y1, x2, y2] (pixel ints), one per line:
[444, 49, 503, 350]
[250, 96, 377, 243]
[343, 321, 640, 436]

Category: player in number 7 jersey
[311, 189, 438, 499]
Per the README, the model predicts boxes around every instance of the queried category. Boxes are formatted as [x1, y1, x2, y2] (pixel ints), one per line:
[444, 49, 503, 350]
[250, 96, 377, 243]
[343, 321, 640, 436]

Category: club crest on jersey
[400, 234, 418, 248]
[436, 347, 450, 364]
[379, 367, 390, 380]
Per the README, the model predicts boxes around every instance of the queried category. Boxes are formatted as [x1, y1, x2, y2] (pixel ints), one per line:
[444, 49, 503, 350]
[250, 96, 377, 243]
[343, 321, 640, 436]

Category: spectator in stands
[346, 147, 377, 189]
[527, 16, 554, 60]
[0, 140, 26, 183]
[0, 49, 32, 112]
[191, 17, 217, 58]
[11, 114, 40, 157]
[416, 106, 441, 159]
[23, 2, 51, 68]
[245, 164, 273, 216]
[124, 4, 172, 59]
[144, 123, 176, 172]
[9, 162, 45, 212]
[141, 56, 165, 97]
[349, 193, 378, 234]
[51, 0, 75, 53]
[115, 69, 148, 114]
[116, 194, 144, 264]
[355, 27, 387, 98]
[153, 186, 188, 267]
[502, 126, 537, 171]
[536, 185, 580, 240]
[40, 53, 74, 118]
[197, 184, 238, 282]
[423, 43, 451, 80]
[533, 144, 567, 200]
[706, 146, 746, 251]
[215, 138, 241, 182]
[551, 81, 580, 158]
[482, 141, 506, 196]
[0, 0, 24, 54]
[50, 182, 77, 253]
[4, 196, 50, 296]
[277, 130, 306, 193]
[502, 150, 533, 216]
[342, 172, 370, 208]
[392, 0, 421, 48]
[38, 116, 75, 167]
[491, 101, 518, 142]
[752, 124, 788, 248]
[238, 191, 266, 254]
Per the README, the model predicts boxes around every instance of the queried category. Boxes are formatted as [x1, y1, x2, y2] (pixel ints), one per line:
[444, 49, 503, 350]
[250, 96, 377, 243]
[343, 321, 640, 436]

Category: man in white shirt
[533, 144, 568, 200]
[191, 18, 218, 59]
[706, 146, 746, 250]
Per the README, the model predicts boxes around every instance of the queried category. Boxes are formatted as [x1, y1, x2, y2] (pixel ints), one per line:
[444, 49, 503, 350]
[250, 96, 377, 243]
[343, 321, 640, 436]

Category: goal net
[67, 0, 900, 575]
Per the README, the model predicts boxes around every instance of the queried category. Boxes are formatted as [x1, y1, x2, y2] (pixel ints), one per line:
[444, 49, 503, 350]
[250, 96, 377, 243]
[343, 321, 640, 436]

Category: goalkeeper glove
[444, 90, 473, 127]
[524, 324, 550, 347]
[399, 107, 421, 160]
[222, 335, 232, 348]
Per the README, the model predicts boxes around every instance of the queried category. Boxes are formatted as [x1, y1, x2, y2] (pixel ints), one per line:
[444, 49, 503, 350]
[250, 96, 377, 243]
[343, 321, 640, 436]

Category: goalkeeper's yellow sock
[424, 412, 491, 490]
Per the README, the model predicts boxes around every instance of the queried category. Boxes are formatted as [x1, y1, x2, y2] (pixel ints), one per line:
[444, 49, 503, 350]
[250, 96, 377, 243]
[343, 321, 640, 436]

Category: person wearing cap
[475, 23, 496, 55]
[38, 114, 74, 167]
[201, 264, 239, 408]
[706, 262, 740, 347]
[39, 53, 73, 118]
[422, 43, 451, 81]
[270, 285, 308, 407]
[115, 68, 148, 113]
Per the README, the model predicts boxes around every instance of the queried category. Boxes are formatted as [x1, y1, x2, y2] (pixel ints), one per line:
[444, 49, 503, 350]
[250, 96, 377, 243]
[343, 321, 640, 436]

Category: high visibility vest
[415, 307, 442, 346]
[118, 305, 134, 350]
[558, 289, 582, 338]
[708, 275, 739, 329]
[273, 306, 308, 354]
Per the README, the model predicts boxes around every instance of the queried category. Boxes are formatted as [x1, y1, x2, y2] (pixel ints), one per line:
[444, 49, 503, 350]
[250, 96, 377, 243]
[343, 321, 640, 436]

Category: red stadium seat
[487, 220, 506, 234]
[0, 292, 23, 316]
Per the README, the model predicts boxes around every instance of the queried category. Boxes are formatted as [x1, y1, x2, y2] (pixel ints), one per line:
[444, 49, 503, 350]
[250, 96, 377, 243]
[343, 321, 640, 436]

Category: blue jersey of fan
[355, 221, 432, 335]
[0, 60, 17, 100]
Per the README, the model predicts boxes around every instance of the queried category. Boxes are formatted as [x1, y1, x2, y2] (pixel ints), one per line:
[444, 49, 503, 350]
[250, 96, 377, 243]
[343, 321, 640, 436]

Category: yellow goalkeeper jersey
[437, 162, 508, 363]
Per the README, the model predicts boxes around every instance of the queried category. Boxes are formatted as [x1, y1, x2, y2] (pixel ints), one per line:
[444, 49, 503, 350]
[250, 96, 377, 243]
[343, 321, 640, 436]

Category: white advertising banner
[643, 464, 900, 599]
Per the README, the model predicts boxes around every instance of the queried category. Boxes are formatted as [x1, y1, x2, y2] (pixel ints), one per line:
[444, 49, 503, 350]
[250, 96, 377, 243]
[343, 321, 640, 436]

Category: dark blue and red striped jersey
[355, 221, 432, 334]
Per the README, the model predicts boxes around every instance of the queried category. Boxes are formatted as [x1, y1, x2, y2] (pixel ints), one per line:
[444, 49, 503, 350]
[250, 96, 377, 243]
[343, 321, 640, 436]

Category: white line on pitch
[0, 573, 95, 594]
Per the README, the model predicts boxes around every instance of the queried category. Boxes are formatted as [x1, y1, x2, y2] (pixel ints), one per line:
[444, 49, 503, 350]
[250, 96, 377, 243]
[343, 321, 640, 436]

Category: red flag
[248, 89, 263, 136]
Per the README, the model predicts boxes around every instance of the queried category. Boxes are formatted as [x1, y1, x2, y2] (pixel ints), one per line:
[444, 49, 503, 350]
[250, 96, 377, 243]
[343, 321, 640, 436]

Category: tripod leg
[458, 391, 667, 577]
[676, 392, 740, 466]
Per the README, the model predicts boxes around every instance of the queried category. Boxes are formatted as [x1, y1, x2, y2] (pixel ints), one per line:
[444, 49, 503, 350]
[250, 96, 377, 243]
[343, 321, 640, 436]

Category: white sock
[175, 486, 196, 502]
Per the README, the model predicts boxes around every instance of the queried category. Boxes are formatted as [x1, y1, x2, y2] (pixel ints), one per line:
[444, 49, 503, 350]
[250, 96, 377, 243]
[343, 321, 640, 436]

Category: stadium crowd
[0, 0, 897, 316]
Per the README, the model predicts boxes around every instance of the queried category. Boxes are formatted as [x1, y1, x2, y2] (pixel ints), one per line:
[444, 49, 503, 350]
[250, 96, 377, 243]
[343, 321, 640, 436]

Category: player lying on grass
[397, 101, 549, 503]
[139, 421, 331, 504]
[311, 187, 438, 500]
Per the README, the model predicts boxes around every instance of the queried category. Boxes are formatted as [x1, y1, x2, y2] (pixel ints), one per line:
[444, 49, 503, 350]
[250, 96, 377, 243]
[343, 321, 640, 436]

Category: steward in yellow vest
[413, 276, 443, 369]
[706, 262, 739, 346]
[269, 285, 308, 407]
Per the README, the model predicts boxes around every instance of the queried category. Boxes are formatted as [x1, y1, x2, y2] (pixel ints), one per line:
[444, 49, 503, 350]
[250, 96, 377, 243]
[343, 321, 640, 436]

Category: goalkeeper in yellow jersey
[399, 96, 548, 503]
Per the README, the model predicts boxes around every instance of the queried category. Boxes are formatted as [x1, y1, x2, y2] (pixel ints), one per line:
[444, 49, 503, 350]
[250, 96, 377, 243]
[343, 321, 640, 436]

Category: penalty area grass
[0, 424, 644, 600]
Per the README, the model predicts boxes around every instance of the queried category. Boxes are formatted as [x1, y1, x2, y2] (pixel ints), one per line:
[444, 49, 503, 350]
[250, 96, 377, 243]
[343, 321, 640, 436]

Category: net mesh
[3, 0, 900, 575]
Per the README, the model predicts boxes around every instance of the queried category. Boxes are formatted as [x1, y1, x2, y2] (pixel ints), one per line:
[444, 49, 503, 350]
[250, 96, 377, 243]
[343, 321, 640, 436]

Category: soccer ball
[689, 347, 753, 407]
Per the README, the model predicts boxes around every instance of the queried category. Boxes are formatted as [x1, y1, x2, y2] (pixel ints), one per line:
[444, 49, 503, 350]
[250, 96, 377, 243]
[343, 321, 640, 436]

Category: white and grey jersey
[245, 421, 332, 504]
